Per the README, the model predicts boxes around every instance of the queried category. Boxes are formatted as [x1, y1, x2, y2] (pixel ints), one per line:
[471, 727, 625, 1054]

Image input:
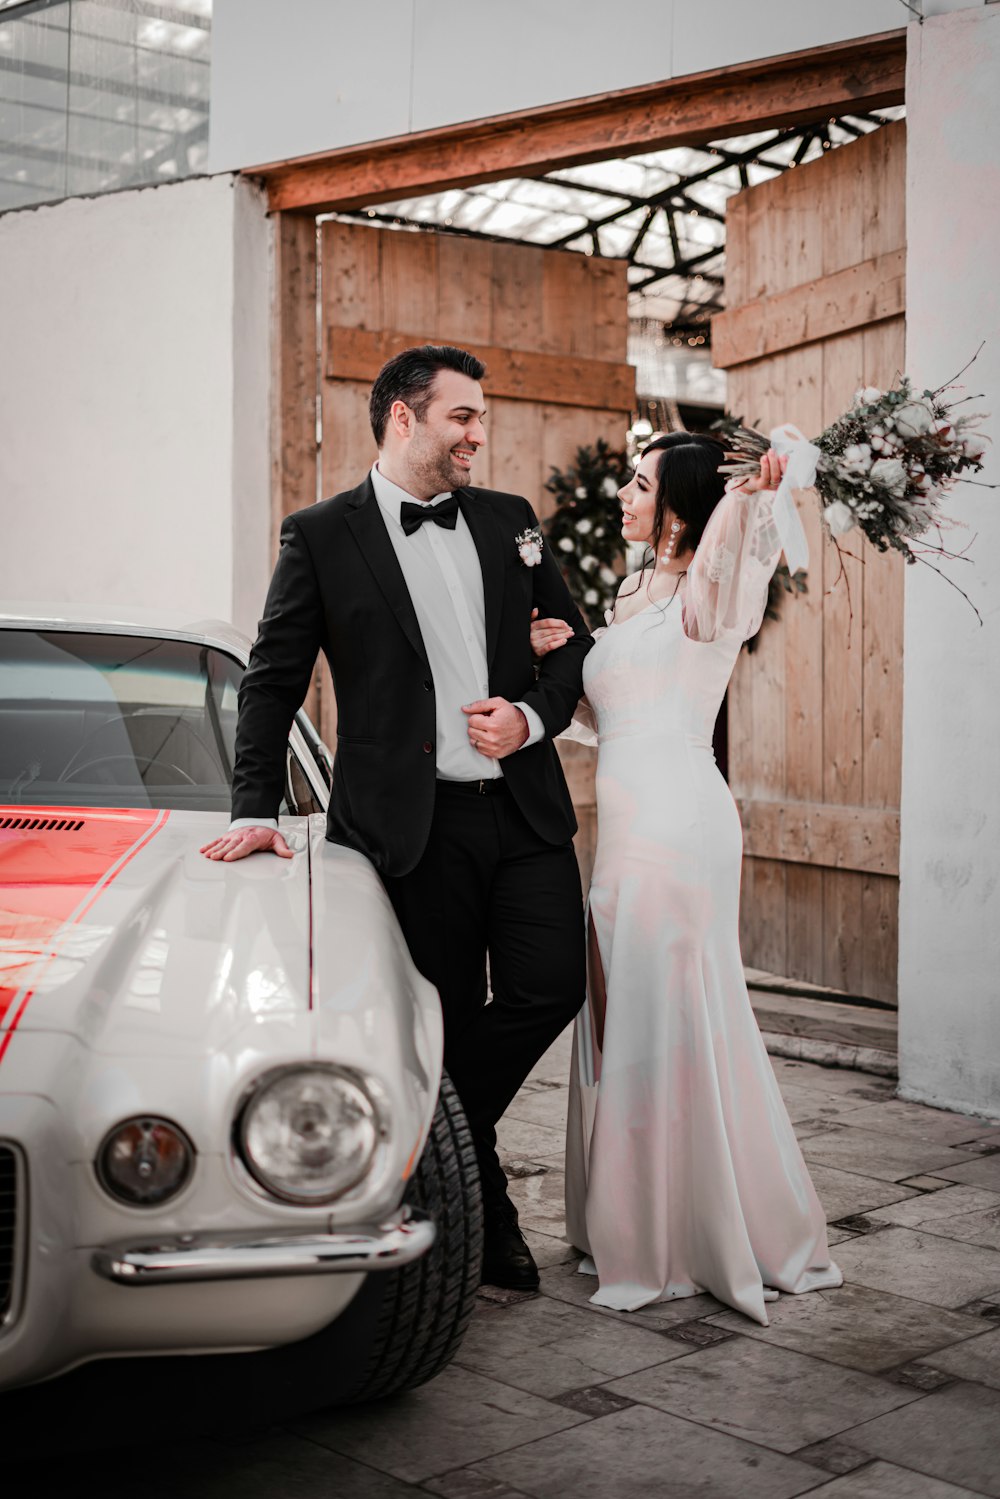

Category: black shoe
[480, 1196, 540, 1292]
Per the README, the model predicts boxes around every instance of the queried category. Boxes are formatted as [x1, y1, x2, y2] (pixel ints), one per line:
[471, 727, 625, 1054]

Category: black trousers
[382, 779, 586, 1198]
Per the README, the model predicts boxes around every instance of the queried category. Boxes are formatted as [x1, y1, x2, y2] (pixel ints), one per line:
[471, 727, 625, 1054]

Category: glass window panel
[0, 0, 211, 213]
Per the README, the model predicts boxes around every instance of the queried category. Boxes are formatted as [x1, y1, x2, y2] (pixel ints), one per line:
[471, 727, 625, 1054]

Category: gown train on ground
[562, 482, 842, 1325]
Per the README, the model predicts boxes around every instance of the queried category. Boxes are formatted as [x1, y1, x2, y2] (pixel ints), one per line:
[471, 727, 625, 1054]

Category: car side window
[280, 748, 321, 817]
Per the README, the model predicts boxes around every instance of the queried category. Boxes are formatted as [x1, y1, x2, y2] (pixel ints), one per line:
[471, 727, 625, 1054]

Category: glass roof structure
[0, 7, 902, 413]
[0, 0, 211, 213]
[336, 110, 903, 409]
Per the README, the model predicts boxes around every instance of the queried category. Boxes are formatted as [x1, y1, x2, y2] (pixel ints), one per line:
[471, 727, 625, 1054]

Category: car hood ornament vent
[0, 815, 86, 832]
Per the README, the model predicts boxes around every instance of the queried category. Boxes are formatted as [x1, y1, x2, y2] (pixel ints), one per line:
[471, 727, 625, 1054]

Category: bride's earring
[660, 519, 682, 565]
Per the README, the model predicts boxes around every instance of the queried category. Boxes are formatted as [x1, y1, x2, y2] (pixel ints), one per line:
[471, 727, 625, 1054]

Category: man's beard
[409, 437, 470, 495]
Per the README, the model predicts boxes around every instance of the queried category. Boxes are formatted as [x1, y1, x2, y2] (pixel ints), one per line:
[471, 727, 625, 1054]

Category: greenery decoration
[544, 439, 630, 623]
[748, 563, 808, 653]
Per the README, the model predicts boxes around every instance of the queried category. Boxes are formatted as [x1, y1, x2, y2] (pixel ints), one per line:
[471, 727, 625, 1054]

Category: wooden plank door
[310, 222, 634, 883]
[712, 121, 906, 1004]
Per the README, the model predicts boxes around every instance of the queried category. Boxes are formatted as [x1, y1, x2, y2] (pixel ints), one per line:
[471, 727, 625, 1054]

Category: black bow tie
[399, 494, 460, 537]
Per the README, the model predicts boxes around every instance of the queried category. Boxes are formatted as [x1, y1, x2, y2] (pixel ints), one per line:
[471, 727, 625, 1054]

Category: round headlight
[237, 1066, 381, 1205]
[96, 1116, 194, 1207]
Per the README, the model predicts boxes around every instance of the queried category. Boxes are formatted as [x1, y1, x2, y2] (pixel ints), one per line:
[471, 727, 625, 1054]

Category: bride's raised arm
[682, 463, 786, 645]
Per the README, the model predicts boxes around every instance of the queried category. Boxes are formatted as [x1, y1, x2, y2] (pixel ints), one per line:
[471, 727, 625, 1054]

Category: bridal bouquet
[717, 371, 989, 569]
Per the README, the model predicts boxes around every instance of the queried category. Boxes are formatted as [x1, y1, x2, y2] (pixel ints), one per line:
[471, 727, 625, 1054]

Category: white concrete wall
[0, 174, 271, 637]
[899, 4, 1000, 1119]
[209, 0, 904, 170]
[231, 178, 273, 635]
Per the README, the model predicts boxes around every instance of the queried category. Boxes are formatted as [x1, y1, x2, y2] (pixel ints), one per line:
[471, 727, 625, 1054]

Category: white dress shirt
[231, 464, 544, 829]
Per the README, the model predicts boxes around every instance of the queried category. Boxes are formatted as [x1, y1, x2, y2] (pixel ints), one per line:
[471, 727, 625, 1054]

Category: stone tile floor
[61, 1032, 1000, 1498]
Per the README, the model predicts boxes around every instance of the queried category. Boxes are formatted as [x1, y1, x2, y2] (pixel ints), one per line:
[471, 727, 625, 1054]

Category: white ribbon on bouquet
[767, 423, 819, 575]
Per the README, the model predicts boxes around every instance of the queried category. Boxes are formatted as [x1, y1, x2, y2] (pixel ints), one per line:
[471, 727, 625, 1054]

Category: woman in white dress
[532, 434, 842, 1325]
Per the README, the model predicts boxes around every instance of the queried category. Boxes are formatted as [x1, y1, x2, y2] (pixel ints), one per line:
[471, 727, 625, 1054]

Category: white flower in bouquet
[842, 442, 872, 473]
[601, 476, 619, 499]
[963, 433, 987, 462]
[574, 485, 588, 499]
[584, 588, 599, 606]
[893, 400, 935, 439]
[599, 566, 617, 585]
[854, 386, 883, 406]
[557, 536, 575, 553]
[594, 526, 605, 538]
[580, 555, 598, 573]
[870, 457, 909, 497]
[823, 501, 857, 536]
[575, 517, 593, 534]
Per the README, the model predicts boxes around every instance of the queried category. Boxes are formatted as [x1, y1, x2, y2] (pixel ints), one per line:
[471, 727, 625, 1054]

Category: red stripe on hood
[0, 806, 169, 1058]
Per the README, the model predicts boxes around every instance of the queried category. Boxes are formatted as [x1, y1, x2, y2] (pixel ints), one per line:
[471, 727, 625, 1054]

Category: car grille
[0, 1145, 18, 1325]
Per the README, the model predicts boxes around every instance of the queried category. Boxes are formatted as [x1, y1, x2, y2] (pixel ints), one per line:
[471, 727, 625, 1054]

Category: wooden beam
[326, 327, 636, 411]
[271, 213, 318, 549]
[736, 798, 900, 876]
[270, 213, 323, 727]
[252, 32, 905, 216]
[712, 248, 905, 368]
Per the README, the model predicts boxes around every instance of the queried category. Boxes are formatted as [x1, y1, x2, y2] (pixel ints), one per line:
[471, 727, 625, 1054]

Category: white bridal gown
[564, 482, 842, 1325]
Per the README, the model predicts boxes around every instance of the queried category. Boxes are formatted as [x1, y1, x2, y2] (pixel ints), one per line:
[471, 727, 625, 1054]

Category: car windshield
[0, 629, 244, 812]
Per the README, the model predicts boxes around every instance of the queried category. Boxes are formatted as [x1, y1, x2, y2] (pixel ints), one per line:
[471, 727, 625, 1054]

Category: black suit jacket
[232, 477, 594, 877]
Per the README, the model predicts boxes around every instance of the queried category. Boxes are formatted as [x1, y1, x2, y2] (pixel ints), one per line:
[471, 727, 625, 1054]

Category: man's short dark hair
[369, 344, 486, 446]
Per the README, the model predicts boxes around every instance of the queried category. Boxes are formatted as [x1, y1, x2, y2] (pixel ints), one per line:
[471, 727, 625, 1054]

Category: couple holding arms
[202, 343, 841, 1324]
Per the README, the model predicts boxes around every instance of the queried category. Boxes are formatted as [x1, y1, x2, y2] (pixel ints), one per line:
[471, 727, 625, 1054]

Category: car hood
[0, 805, 311, 1059]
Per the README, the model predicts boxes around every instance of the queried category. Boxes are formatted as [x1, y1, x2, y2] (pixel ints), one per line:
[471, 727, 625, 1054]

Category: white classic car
[0, 606, 482, 1437]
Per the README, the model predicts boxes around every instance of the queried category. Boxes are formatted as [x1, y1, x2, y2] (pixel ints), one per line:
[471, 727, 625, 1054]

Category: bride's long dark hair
[615, 432, 728, 614]
[642, 431, 728, 566]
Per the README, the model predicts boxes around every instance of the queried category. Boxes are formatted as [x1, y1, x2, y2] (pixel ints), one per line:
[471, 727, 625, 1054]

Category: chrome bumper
[92, 1207, 435, 1286]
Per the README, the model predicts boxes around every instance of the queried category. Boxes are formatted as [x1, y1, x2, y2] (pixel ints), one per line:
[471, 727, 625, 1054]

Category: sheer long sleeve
[683, 480, 783, 644]
[558, 695, 598, 748]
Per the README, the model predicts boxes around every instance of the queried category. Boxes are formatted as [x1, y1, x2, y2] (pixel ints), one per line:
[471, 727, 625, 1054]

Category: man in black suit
[202, 345, 592, 1289]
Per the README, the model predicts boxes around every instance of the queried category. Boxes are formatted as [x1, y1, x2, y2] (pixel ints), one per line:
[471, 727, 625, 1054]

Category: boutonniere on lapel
[515, 525, 544, 568]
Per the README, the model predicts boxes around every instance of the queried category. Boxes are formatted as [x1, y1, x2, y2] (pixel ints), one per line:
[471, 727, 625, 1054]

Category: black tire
[2, 1074, 482, 1452]
[341, 1069, 483, 1402]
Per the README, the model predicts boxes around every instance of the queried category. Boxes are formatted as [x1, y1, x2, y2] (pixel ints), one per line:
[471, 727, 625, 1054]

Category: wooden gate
[274, 219, 634, 883]
[712, 120, 906, 1004]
